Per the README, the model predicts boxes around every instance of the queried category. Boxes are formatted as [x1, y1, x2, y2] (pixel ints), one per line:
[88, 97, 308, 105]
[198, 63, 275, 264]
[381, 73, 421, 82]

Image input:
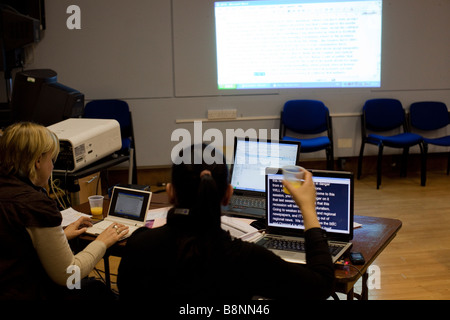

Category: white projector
[47, 118, 122, 172]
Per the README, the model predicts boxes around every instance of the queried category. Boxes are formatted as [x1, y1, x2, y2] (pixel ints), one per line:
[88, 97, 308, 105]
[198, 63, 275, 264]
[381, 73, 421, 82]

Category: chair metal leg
[357, 141, 365, 180]
[128, 148, 134, 185]
[326, 146, 334, 170]
[420, 143, 427, 186]
[127, 147, 138, 185]
[400, 147, 409, 177]
[377, 144, 384, 189]
[447, 152, 450, 175]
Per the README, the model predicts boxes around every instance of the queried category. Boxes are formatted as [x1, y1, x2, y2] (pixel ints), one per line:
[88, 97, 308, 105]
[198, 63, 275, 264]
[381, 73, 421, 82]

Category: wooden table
[74, 195, 401, 299]
[334, 215, 402, 299]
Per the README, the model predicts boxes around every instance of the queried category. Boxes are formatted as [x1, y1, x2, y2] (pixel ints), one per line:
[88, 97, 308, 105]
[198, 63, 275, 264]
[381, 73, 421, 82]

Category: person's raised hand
[283, 169, 320, 230]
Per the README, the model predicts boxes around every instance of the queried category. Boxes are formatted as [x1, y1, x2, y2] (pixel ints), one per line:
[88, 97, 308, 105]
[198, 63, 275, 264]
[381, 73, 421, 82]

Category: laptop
[221, 137, 300, 219]
[256, 168, 353, 264]
[86, 186, 152, 239]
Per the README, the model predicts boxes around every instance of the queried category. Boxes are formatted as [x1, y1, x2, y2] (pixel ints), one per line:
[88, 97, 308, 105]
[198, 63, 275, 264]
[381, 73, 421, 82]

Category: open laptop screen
[108, 187, 151, 222]
[266, 170, 353, 239]
[230, 138, 300, 192]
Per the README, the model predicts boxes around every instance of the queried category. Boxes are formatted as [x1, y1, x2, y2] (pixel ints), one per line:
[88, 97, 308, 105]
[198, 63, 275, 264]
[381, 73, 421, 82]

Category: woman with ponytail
[118, 144, 334, 300]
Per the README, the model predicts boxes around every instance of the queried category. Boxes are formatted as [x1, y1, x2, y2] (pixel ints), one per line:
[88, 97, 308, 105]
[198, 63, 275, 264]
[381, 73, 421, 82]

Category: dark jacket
[0, 172, 61, 300]
[118, 209, 334, 300]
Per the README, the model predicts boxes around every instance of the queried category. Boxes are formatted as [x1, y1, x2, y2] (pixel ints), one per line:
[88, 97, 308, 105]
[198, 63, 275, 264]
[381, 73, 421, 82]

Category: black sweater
[118, 214, 334, 300]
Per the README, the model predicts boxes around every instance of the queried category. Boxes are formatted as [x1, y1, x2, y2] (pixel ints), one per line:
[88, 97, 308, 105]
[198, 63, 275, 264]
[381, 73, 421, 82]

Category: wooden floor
[351, 170, 450, 300]
[93, 168, 450, 300]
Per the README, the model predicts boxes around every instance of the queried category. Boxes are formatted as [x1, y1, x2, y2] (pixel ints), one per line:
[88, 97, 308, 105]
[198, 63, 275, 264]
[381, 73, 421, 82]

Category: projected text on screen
[215, 0, 382, 89]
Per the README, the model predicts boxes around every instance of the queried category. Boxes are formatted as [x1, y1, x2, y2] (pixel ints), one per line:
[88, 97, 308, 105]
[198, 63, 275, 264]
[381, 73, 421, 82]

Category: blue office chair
[409, 101, 450, 175]
[83, 99, 137, 184]
[357, 98, 426, 189]
[280, 100, 334, 170]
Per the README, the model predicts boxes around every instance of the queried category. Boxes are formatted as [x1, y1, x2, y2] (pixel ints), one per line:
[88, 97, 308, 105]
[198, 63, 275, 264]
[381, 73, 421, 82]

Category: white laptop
[221, 137, 300, 219]
[256, 168, 353, 264]
[86, 186, 152, 239]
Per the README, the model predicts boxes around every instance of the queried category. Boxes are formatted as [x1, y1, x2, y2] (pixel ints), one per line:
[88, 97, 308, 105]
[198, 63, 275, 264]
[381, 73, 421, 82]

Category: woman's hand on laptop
[64, 216, 93, 240]
[96, 223, 129, 248]
[283, 169, 321, 231]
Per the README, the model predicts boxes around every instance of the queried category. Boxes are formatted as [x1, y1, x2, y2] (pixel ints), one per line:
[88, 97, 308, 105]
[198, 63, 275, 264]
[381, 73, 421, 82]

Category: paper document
[61, 207, 91, 227]
[145, 210, 263, 241]
[146, 206, 171, 220]
[221, 216, 262, 242]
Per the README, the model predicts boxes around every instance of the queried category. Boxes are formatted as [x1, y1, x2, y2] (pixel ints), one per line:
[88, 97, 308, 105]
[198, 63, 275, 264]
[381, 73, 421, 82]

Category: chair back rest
[363, 99, 405, 132]
[282, 100, 329, 134]
[84, 99, 132, 138]
[410, 101, 449, 131]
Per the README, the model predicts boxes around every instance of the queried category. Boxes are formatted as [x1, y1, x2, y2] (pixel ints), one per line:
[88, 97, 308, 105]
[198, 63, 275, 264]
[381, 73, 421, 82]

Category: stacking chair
[357, 98, 426, 189]
[83, 99, 138, 184]
[409, 101, 450, 175]
[280, 99, 334, 170]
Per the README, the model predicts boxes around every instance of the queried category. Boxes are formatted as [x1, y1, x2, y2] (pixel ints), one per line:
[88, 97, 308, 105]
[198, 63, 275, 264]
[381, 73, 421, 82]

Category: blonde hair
[0, 122, 59, 182]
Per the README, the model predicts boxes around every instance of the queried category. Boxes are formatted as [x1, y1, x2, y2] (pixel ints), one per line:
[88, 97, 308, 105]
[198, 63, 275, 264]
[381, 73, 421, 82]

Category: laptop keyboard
[265, 238, 345, 256]
[231, 195, 265, 209]
[266, 238, 306, 251]
[329, 243, 346, 256]
[91, 220, 114, 231]
[88, 220, 139, 239]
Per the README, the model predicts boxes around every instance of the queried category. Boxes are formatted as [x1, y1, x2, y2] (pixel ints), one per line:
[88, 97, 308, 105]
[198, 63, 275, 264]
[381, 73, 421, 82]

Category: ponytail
[192, 172, 222, 231]
[169, 144, 230, 263]
[168, 144, 229, 234]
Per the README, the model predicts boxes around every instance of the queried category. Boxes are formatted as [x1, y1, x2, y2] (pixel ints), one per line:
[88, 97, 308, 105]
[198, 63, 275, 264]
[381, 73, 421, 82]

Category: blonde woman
[0, 122, 128, 299]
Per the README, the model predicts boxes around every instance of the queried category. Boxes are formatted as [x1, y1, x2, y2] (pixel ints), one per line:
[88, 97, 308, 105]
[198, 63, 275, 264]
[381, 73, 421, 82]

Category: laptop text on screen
[266, 171, 353, 238]
[222, 138, 300, 218]
[257, 169, 354, 264]
[114, 191, 145, 220]
[230, 139, 300, 192]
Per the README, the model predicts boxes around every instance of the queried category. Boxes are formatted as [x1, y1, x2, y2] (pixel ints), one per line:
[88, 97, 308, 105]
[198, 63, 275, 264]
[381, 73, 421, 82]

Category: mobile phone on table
[349, 252, 365, 265]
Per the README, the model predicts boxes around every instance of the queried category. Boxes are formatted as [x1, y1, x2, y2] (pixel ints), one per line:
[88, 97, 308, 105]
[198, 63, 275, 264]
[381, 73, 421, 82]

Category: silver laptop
[256, 168, 353, 264]
[86, 186, 152, 239]
[221, 137, 300, 219]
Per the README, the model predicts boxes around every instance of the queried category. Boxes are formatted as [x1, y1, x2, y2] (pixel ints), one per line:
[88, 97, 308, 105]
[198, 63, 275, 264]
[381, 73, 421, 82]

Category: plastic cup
[88, 195, 104, 220]
[282, 165, 305, 194]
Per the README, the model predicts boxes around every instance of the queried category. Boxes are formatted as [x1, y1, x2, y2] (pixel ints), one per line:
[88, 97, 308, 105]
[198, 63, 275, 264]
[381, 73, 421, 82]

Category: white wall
[13, 0, 450, 166]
